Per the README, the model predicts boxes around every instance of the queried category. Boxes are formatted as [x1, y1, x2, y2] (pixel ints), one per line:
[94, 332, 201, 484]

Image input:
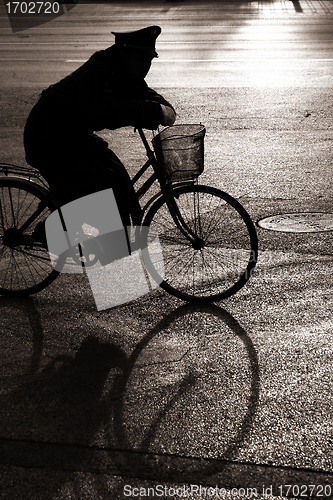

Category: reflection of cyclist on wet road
[24, 26, 176, 223]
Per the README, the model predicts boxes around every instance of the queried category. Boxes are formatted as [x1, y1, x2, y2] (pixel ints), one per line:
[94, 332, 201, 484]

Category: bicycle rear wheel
[0, 177, 59, 296]
[141, 184, 258, 302]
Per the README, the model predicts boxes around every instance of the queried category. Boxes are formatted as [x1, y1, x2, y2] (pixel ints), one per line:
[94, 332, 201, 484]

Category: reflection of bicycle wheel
[142, 185, 258, 302]
[0, 178, 59, 296]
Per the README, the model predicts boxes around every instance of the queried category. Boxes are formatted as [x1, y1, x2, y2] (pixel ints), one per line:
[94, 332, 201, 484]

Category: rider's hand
[160, 104, 176, 126]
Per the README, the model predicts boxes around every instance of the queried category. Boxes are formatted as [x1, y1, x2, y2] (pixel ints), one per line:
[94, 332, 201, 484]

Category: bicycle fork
[163, 187, 205, 250]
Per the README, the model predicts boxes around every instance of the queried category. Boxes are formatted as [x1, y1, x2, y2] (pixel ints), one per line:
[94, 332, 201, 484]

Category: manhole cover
[257, 212, 333, 233]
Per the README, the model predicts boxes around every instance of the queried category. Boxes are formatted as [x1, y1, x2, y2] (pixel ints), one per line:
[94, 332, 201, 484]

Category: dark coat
[24, 45, 172, 216]
[26, 45, 174, 145]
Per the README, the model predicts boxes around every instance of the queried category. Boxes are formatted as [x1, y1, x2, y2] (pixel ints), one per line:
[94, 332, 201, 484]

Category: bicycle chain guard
[0, 163, 49, 189]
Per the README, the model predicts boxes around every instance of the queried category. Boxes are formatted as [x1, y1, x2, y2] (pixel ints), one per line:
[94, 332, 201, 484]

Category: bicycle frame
[3, 128, 204, 249]
[0, 130, 258, 300]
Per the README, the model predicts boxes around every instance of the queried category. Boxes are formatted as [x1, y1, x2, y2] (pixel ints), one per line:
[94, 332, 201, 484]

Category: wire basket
[152, 124, 206, 182]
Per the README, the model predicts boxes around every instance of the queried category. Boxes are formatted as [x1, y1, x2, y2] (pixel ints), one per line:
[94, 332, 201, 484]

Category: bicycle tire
[0, 177, 59, 296]
[141, 184, 258, 302]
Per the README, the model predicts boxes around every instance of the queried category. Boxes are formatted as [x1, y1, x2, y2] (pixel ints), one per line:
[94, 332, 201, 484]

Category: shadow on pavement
[1, 298, 332, 497]
[0, 299, 260, 495]
[0, 296, 44, 377]
[111, 302, 260, 481]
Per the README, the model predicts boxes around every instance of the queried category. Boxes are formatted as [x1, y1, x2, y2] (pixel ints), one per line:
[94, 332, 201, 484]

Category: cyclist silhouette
[24, 26, 176, 232]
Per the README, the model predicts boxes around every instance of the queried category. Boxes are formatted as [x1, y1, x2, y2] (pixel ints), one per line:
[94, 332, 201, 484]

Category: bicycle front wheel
[141, 185, 258, 302]
[0, 177, 59, 296]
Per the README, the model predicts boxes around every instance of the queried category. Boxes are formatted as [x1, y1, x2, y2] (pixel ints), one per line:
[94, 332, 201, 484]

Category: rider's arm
[99, 97, 168, 130]
[100, 82, 176, 130]
[94, 94, 176, 130]
[144, 87, 176, 113]
[144, 87, 176, 126]
[92, 54, 176, 129]
[51, 52, 176, 131]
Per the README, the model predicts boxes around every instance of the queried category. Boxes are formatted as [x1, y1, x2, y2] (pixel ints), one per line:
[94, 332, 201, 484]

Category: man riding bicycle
[24, 25, 176, 236]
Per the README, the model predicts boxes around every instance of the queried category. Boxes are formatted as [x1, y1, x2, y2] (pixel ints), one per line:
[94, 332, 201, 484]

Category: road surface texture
[0, 0, 332, 498]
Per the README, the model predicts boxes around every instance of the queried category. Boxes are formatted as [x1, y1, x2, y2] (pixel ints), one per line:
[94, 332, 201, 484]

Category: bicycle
[0, 124, 258, 302]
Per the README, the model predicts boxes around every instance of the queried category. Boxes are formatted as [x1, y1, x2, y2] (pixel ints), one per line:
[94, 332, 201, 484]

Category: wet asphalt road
[0, 1, 333, 498]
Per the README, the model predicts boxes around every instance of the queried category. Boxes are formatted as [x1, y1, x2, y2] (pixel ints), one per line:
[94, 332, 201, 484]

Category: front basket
[152, 124, 206, 182]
